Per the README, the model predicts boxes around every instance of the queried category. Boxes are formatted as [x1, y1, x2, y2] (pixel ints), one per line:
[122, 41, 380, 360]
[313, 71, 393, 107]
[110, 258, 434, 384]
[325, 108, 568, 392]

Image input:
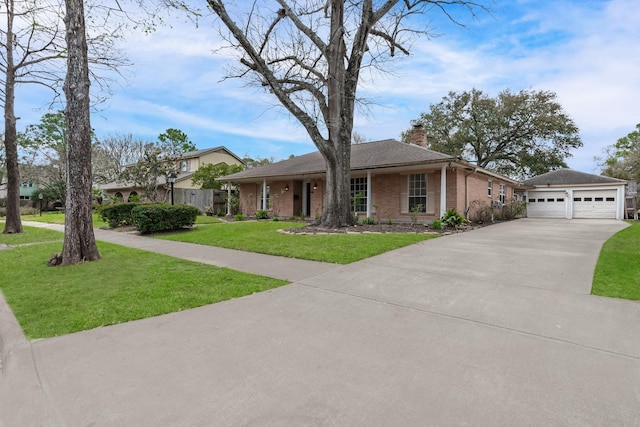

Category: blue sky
[17, 0, 640, 174]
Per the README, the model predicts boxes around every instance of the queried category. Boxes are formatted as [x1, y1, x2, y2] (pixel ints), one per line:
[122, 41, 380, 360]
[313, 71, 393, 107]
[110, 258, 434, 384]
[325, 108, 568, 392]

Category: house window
[350, 177, 367, 212]
[408, 173, 427, 212]
[180, 160, 188, 172]
[488, 180, 493, 197]
[260, 185, 270, 209]
[499, 184, 506, 204]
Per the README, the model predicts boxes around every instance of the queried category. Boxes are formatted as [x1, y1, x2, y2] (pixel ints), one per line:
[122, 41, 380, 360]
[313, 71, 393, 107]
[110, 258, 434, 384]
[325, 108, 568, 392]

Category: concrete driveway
[2, 219, 639, 426]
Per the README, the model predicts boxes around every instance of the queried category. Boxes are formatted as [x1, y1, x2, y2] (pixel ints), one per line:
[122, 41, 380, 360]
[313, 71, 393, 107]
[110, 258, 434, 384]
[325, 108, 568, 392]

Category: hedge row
[100, 203, 199, 234]
[132, 204, 199, 234]
[99, 203, 138, 228]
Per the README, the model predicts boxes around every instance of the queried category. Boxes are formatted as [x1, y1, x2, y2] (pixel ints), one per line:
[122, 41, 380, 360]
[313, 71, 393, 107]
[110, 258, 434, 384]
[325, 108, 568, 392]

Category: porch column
[440, 164, 447, 217]
[366, 171, 372, 218]
[262, 180, 267, 211]
[617, 186, 623, 220]
[227, 185, 231, 216]
[566, 189, 573, 219]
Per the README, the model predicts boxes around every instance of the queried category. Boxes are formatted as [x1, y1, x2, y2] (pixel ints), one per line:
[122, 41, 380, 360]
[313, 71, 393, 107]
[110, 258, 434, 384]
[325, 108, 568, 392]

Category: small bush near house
[234, 213, 245, 221]
[132, 204, 199, 234]
[430, 219, 444, 230]
[255, 209, 269, 219]
[100, 203, 139, 228]
[468, 200, 494, 223]
[442, 208, 467, 228]
[501, 199, 527, 220]
[360, 216, 378, 225]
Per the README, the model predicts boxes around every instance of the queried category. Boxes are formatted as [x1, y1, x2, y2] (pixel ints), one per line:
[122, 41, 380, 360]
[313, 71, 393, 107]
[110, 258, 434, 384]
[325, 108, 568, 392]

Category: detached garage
[522, 169, 626, 220]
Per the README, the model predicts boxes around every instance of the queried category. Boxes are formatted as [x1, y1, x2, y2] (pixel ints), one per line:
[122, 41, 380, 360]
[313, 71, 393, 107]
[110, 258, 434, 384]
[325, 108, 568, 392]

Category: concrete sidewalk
[2, 219, 639, 426]
[19, 221, 337, 282]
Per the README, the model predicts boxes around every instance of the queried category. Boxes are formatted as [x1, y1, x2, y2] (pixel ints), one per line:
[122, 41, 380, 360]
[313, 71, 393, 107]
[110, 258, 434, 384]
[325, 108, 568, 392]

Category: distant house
[220, 127, 523, 222]
[520, 169, 627, 220]
[102, 146, 244, 210]
[19, 181, 39, 200]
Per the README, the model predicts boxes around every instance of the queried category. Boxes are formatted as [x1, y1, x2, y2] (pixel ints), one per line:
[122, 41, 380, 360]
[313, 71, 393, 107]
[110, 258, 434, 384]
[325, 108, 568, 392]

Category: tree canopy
[600, 123, 640, 182]
[191, 163, 243, 190]
[207, 0, 485, 227]
[405, 88, 583, 179]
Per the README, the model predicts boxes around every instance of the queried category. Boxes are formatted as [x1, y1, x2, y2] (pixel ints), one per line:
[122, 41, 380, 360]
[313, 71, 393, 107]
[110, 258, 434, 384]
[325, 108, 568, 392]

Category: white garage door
[573, 190, 617, 219]
[527, 191, 567, 218]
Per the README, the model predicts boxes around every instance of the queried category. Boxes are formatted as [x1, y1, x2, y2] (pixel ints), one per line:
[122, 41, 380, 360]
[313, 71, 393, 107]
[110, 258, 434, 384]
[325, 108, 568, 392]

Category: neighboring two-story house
[101, 146, 244, 212]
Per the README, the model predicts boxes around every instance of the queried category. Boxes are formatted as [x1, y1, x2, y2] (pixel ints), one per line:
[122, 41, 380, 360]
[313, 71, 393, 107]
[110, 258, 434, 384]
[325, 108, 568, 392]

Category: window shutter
[400, 175, 408, 213]
[427, 173, 436, 214]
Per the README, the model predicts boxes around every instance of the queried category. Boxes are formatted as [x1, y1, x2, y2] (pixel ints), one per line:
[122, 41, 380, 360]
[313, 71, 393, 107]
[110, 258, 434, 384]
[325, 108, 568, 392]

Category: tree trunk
[60, 0, 100, 265]
[318, 141, 354, 228]
[314, 0, 355, 228]
[2, 4, 23, 234]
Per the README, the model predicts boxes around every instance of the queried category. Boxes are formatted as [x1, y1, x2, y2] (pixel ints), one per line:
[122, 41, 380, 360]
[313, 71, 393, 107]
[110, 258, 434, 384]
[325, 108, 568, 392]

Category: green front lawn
[0, 228, 286, 339]
[156, 221, 438, 264]
[0, 226, 64, 245]
[21, 212, 108, 228]
[592, 221, 640, 300]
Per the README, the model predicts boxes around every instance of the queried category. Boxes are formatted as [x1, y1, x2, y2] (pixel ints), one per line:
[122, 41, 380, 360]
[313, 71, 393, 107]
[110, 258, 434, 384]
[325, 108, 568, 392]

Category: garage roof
[523, 169, 626, 186]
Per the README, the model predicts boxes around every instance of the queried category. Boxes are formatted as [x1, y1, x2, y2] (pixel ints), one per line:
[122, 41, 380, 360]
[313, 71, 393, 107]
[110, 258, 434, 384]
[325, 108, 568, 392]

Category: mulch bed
[282, 222, 490, 235]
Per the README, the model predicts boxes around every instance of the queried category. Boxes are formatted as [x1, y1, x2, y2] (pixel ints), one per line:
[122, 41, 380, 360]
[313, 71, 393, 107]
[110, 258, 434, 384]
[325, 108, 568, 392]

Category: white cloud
[16, 0, 640, 170]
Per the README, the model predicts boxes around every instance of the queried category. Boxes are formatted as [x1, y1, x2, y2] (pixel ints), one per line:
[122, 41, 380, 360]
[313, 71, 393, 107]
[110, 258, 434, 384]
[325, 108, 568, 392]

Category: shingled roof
[523, 169, 626, 186]
[222, 139, 454, 181]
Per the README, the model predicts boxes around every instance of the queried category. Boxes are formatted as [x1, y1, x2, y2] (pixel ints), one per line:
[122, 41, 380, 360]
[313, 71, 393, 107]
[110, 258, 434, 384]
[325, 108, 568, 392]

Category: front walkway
[20, 221, 337, 282]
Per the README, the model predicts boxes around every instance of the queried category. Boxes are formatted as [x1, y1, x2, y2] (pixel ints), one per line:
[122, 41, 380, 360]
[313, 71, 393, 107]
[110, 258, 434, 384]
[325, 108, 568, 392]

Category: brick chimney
[410, 123, 427, 148]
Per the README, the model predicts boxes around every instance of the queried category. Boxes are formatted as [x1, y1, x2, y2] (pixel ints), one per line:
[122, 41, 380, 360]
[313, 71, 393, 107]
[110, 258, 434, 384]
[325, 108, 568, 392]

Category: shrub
[442, 208, 467, 228]
[132, 204, 199, 234]
[100, 203, 139, 228]
[467, 200, 494, 223]
[255, 209, 269, 219]
[360, 216, 378, 225]
[21, 207, 38, 216]
[410, 204, 424, 225]
[501, 198, 527, 220]
[430, 219, 443, 230]
[234, 213, 245, 221]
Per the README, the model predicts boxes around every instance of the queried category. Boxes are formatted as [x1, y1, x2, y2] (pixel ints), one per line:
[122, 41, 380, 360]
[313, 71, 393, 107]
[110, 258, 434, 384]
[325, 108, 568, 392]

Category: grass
[156, 221, 438, 264]
[21, 212, 108, 228]
[0, 226, 64, 245]
[0, 228, 286, 339]
[592, 221, 640, 300]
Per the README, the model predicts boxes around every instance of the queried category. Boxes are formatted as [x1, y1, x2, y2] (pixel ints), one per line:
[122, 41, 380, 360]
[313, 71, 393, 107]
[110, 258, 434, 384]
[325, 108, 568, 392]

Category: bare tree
[59, 0, 100, 265]
[1, 0, 127, 234]
[207, 0, 483, 228]
[1, 0, 65, 233]
[93, 134, 148, 185]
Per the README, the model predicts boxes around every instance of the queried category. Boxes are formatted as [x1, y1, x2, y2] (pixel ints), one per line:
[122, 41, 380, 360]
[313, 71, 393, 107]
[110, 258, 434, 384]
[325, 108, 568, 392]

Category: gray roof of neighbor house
[221, 139, 462, 181]
[180, 146, 244, 164]
[523, 169, 626, 186]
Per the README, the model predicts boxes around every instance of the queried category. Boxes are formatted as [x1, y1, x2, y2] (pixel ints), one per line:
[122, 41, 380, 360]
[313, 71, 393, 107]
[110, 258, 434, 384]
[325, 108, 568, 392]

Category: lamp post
[38, 192, 43, 216]
[167, 172, 177, 205]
